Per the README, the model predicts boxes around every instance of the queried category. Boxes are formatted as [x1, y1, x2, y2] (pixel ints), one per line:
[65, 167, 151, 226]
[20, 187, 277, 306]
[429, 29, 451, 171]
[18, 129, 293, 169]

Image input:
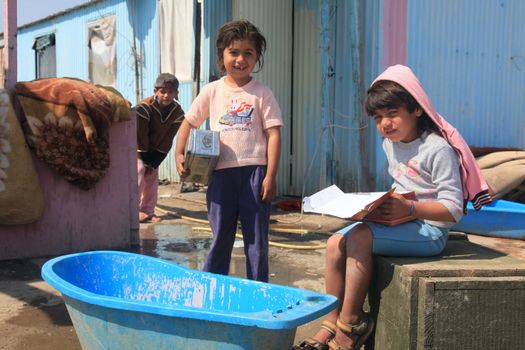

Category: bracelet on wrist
[409, 200, 415, 216]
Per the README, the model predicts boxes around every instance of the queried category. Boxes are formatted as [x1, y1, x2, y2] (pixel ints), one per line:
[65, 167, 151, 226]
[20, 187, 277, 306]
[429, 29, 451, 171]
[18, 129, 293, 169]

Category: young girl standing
[293, 65, 491, 350]
[175, 20, 283, 282]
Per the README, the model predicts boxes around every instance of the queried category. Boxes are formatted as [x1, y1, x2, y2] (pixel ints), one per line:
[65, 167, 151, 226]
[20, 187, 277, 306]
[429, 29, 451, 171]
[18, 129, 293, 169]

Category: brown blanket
[15, 78, 131, 190]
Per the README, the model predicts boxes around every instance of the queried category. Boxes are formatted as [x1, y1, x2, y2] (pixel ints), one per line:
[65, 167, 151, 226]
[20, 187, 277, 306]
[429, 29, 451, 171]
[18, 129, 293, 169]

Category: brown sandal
[291, 320, 337, 350]
[327, 313, 375, 350]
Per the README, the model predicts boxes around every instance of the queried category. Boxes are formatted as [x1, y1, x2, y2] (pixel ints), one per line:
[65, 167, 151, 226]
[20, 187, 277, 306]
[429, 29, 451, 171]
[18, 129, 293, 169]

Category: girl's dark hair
[215, 20, 267, 75]
[365, 80, 440, 136]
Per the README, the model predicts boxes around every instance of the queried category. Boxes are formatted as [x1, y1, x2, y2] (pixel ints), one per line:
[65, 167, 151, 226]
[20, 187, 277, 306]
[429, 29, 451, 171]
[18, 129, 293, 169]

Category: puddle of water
[131, 223, 247, 276]
[130, 223, 322, 286]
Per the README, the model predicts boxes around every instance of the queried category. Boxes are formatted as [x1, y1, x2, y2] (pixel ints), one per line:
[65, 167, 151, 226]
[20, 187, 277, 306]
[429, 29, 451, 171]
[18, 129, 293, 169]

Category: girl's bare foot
[139, 212, 150, 222]
[150, 215, 162, 223]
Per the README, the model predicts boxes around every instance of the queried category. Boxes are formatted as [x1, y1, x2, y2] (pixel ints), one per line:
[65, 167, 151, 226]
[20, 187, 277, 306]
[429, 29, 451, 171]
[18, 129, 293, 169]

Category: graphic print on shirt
[393, 159, 421, 180]
[218, 98, 254, 130]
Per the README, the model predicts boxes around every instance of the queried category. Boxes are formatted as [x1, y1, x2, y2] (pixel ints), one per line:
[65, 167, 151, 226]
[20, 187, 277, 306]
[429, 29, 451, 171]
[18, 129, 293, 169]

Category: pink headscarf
[373, 65, 491, 210]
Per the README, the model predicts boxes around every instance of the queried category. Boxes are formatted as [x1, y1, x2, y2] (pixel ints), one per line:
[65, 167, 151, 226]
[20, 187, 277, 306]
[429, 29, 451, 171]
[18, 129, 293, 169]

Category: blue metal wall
[203, 0, 231, 82]
[362, 0, 387, 191]
[293, 0, 376, 195]
[331, 0, 370, 191]
[15, 0, 524, 193]
[407, 0, 525, 149]
[132, 0, 160, 102]
[363, 0, 525, 191]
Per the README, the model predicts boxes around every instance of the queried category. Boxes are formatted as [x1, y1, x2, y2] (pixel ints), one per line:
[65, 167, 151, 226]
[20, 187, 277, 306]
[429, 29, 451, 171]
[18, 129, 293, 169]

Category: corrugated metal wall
[292, 0, 373, 196]
[363, 0, 390, 191]
[290, 0, 322, 196]
[203, 0, 231, 81]
[15, 0, 524, 193]
[160, 0, 232, 183]
[230, 0, 384, 196]
[364, 0, 525, 191]
[331, 0, 370, 192]
[232, 0, 293, 195]
[230, 0, 369, 196]
[360, 0, 386, 191]
[407, 0, 525, 149]
[132, 0, 160, 102]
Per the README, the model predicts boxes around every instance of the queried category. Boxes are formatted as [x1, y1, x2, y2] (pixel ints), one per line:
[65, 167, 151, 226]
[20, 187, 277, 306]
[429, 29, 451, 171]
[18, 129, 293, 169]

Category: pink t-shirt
[185, 77, 283, 170]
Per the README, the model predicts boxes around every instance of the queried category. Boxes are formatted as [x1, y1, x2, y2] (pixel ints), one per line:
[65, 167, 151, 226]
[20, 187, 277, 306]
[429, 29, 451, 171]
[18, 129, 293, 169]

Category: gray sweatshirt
[383, 132, 464, 228]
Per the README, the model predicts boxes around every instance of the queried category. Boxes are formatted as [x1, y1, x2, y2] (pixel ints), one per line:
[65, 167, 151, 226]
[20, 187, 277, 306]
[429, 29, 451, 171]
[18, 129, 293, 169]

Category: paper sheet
[302, 185, 387, 219]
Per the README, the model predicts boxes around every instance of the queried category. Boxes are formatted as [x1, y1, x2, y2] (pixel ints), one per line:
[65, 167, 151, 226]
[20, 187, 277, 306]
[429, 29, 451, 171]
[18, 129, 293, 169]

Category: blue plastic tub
[41, 250, 337, 350]
[452, 199, 525, 239]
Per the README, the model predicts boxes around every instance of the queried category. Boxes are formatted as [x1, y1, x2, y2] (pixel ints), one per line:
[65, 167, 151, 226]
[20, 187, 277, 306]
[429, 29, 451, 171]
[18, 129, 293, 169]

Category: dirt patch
[0, 271, 81, 350]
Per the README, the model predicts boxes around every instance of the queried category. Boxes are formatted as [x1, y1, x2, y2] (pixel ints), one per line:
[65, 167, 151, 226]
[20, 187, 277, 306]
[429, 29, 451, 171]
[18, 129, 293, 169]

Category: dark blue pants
[204, 165, 270, 282]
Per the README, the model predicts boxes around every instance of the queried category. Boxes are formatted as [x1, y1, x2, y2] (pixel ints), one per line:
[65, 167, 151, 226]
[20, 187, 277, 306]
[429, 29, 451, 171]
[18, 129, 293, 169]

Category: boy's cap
[155, 73, 179, 89]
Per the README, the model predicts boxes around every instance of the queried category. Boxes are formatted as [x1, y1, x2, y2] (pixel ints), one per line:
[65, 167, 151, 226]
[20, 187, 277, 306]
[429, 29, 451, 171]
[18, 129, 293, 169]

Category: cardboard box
[184, 129, 220, 185]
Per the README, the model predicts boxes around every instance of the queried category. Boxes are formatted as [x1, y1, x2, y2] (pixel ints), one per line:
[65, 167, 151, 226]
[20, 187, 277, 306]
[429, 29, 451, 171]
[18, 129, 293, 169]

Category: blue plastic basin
[452, 199, 525, 239]
[41, 250, 337, 349]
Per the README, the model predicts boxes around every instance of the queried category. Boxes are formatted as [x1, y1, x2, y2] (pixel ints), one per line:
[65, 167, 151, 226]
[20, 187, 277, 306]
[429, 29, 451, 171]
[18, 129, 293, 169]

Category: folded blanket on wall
[0, 89, 44, 224]
[477, 151, 525, 203]
[470, 146, 523, 158]
[15, 78, 131, 190]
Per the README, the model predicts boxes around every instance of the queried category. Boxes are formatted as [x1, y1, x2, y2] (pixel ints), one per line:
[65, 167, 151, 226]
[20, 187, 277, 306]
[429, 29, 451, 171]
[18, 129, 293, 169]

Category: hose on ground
[191, 226, 327, 250]
[155, 206, 329, 250]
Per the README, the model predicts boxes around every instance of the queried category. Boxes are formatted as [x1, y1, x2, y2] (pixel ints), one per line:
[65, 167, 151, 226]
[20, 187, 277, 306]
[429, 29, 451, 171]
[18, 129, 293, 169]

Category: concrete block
[368, 239, 525, 350]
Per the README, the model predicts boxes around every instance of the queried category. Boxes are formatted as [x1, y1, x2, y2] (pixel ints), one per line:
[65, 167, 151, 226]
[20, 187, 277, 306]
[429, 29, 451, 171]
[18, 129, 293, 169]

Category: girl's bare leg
[307, 233, 347, 344]
[334, 223, 374, 348]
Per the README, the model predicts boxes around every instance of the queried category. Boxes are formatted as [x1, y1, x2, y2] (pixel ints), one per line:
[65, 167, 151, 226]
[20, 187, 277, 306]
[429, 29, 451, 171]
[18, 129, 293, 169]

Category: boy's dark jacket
[135, 96, 184, 168]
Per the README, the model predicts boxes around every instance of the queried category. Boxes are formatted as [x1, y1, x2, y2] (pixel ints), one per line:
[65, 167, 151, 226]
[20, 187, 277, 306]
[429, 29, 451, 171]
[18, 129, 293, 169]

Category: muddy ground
[1, 183, 524, 349]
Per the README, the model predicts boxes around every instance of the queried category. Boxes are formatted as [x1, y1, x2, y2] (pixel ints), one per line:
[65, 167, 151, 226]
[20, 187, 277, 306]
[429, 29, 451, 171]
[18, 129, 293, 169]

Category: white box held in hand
[184, 129, 220, 185]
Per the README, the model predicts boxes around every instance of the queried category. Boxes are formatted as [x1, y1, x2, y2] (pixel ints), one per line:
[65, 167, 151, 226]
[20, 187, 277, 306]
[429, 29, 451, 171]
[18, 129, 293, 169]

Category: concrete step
[368, 238, 525, 350]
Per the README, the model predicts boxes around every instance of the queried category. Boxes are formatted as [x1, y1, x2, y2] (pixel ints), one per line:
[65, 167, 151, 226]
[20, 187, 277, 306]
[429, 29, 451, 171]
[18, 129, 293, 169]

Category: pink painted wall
[0, 117, 139, 260]
[382, 0, 408, 68]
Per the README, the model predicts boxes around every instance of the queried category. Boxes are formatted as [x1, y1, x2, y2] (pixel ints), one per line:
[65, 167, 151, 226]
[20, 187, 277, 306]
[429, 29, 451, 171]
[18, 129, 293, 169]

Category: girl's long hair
[365, 80, 441, 136]
[215, 20, 267, 75]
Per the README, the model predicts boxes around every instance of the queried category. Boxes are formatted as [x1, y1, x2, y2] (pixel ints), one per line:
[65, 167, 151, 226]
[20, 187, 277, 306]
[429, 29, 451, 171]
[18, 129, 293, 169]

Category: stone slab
[369, 239, 525, 349]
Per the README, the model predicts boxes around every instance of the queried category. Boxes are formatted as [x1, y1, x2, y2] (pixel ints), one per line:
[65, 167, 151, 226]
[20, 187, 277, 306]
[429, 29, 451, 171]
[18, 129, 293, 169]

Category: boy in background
[135, 73, 184, 222]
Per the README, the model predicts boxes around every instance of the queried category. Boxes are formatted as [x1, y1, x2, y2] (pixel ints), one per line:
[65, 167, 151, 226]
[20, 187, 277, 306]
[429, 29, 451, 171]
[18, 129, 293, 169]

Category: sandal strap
[293, 337, 329, 350]
[292, 319, 337, 350]
[336, 314, 370, 336]
[320, 320, 337, 336]
[327, 338, 346, 350]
